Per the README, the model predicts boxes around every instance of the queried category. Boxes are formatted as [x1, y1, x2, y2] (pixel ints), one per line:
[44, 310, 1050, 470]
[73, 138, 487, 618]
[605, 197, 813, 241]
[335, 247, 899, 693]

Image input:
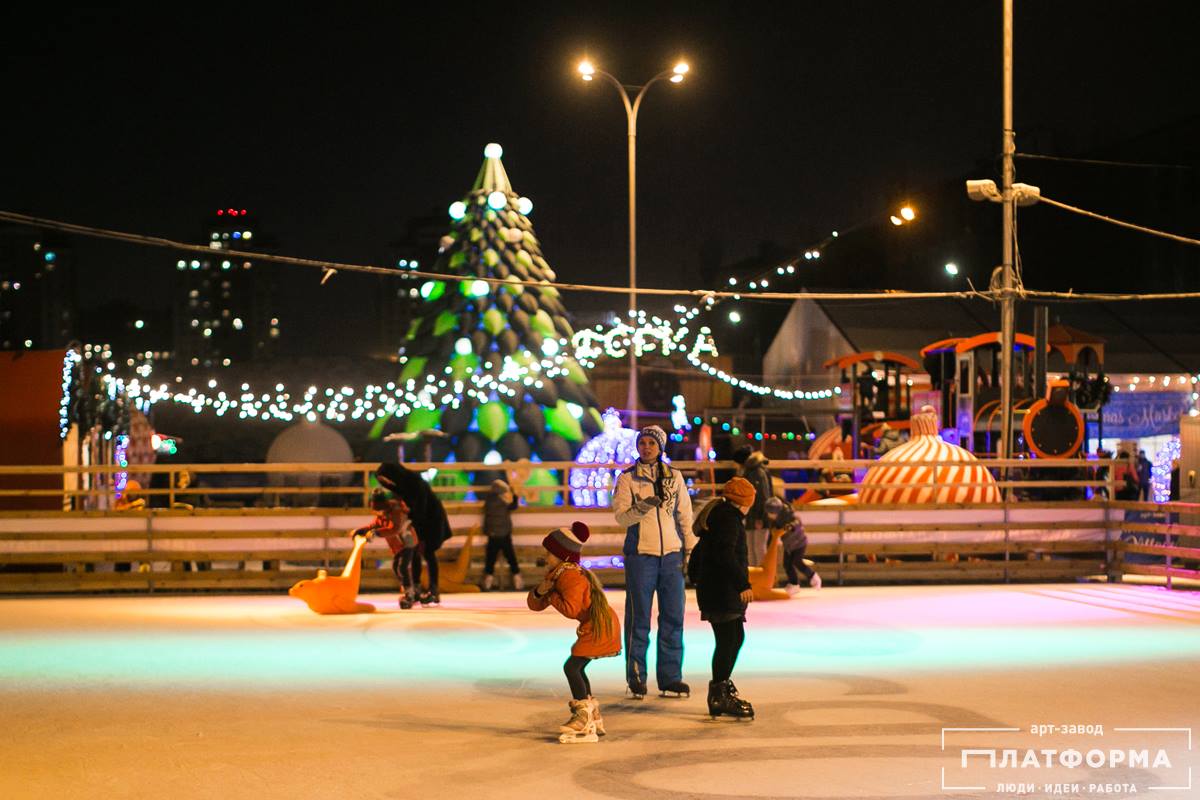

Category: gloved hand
[634, 495, 663, 514]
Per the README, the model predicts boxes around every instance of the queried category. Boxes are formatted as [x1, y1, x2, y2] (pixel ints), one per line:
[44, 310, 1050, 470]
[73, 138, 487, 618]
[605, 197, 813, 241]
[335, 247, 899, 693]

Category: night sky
[3, 3, 1197, 349]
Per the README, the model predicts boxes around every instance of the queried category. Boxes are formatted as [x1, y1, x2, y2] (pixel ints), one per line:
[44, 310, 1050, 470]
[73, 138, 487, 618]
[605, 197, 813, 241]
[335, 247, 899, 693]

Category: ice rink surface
[2, 583, 1199, 799]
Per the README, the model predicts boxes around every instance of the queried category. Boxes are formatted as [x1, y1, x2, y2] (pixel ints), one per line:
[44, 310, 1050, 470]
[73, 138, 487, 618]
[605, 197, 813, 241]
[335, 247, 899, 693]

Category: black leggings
[783, 551, 815, 584]
[710, 619, 745, 683]
[410, 544, 439, 592]
[484, 537, 520, 575]
[564, 655, 593, 700]
[391, 548, 415, 592]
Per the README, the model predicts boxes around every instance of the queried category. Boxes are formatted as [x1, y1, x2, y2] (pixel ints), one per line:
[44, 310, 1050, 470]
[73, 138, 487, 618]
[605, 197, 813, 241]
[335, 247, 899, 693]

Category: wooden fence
[0, 459, 1193, 593]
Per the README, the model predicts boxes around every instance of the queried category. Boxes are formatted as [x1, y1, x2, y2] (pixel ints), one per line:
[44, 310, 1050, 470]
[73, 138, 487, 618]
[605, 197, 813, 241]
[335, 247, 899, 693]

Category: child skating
[764, 497, 821, 594]
[526, 521, 621, 744]
[352, 489, 419, 608]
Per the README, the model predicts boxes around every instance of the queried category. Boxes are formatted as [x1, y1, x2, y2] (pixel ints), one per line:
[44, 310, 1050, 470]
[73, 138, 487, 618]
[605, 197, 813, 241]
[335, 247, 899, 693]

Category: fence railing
[0, 457, 1120, 509]
[4, 457, 1189, 595]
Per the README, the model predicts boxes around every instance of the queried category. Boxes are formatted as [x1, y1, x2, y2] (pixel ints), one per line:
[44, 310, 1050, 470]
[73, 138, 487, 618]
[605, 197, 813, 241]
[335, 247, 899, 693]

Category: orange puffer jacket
[527, 563, 621, 658]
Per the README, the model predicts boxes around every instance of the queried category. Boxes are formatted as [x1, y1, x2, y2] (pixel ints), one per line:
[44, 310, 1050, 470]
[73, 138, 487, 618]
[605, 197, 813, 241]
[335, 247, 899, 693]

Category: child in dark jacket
[482, 479, 523, 591]
[692, 477, 756, 720]
[764, 497, 821, 594]
[353, 489, 418, 608]
[527, 521, 621, 744]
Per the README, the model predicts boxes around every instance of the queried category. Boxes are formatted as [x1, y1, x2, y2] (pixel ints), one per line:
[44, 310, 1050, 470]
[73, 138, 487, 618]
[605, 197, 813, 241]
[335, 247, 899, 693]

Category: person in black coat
[692, 476, 756, 720]
[376, 462, 453, 606]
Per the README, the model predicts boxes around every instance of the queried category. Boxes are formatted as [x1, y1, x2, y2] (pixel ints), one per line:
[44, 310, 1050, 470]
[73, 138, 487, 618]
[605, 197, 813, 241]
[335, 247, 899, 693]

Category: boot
[707, 680, 754, 720]
[627, 679, 647, 699]
[660, 680, 690, 698]
[586, 696, 606, 736]
[810, 572, 822, 590]
[512, 572, 524, 591]
[482, 574, 495, 591]
[558, 700, 598, 744]
[399, 589, 415, 609]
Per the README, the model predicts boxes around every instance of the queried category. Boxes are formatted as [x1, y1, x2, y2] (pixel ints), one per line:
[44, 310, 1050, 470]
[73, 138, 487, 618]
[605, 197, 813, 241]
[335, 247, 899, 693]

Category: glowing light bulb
[448, 201, 466, 220]
[484, 143, 503, 159]
[487, 191, 508, 210]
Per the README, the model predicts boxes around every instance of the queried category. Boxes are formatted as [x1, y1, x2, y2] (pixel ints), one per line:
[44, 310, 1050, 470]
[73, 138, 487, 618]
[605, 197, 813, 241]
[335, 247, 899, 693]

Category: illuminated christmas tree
[370, 144, 604, 501]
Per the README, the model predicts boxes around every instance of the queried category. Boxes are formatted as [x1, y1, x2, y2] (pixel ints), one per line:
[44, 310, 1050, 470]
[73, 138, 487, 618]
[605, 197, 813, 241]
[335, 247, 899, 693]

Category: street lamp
[577, 57, 689, 427]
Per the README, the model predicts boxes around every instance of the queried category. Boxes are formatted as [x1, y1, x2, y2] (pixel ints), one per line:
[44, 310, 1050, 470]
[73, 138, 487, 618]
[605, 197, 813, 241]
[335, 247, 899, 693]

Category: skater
[527, 522, 621, 744]
[764, 496, 821, 594]
[481, 479, 523, 591]
[352, 489, 419, 608]
[612, 424, 694, 699]
[692, 477, 756, 720]
[375, 462, 453, 606]
[732, 445, 773, 566]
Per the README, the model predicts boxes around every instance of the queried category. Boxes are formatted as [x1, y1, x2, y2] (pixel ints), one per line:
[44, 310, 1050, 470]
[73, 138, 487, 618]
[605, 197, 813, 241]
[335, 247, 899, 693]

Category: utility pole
[998, 0, 1017, 461]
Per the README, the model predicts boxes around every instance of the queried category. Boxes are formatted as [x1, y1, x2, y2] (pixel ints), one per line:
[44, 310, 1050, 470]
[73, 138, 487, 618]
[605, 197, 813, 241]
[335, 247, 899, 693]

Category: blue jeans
[623, 550, 685, 689]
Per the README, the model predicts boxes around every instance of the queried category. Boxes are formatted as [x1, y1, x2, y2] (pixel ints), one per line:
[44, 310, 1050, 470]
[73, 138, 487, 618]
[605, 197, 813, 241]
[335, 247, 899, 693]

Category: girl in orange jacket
[527, 521, 620, 743]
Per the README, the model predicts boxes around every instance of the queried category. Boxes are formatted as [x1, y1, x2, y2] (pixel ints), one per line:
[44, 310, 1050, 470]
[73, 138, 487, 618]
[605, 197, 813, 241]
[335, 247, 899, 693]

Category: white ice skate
[558, 699, 599, 744]
[784, 583, 801, 597]
[810, 572, 822, 590]
[586, 696, 606, 736]
[512, 573, 525, 591]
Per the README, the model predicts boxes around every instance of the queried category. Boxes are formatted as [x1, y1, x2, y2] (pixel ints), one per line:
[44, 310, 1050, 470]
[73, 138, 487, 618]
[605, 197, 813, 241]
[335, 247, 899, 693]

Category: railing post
[1003, 500, 1010, 584]
[168, 470, 176, 509]
[837, 507, 845, 587]
[362, 467, 371, 508]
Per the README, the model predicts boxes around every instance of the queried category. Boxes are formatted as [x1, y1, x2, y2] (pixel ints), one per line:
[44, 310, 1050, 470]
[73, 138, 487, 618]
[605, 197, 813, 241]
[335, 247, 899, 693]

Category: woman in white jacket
[612, 425, 694, 698]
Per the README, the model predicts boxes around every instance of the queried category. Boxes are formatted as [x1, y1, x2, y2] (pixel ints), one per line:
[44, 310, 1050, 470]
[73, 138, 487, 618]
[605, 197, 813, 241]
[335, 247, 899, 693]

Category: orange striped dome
[858, 406, 1000, 504]
[808, 427, 851, 460]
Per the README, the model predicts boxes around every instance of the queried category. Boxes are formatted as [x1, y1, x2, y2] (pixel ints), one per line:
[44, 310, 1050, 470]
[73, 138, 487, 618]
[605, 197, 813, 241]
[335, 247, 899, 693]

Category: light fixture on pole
[577, 56, 689, 428]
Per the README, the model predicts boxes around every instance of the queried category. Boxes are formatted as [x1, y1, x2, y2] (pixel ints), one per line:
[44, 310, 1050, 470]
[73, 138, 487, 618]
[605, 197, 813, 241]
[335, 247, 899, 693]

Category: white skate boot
[810, 572, 822, 590]
[512, 572, 525, 591]
[558, 699, 598, 744]
[586, 696, 606, 736]
[785, 583, 801, 597]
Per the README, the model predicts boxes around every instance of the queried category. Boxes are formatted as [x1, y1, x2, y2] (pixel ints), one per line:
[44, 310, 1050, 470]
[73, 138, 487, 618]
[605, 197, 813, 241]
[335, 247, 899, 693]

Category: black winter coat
[694, 500, 751, 622]
[376, 463, 452, 553]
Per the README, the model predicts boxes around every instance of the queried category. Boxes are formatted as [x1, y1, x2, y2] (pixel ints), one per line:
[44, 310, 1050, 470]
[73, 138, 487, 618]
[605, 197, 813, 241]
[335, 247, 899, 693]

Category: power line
[0, 209, 984, 302]
[1016, 152, 1193, 170]
[1038, 195, 1200, 248]
[5, 208, 1200, 304]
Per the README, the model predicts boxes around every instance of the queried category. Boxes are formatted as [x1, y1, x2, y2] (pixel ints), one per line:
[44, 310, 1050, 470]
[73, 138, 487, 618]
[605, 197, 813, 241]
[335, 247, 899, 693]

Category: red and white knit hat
[542, 521, 591, 563]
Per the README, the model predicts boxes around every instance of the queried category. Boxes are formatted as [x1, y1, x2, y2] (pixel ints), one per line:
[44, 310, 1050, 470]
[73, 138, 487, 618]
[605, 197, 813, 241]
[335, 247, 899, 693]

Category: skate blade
[659, 691, 689, 698]
[558, 731, 599, 744]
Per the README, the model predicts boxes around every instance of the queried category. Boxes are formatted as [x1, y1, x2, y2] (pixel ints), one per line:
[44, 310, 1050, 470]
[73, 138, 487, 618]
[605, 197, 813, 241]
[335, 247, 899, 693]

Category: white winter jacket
[612, 460, 696, 557]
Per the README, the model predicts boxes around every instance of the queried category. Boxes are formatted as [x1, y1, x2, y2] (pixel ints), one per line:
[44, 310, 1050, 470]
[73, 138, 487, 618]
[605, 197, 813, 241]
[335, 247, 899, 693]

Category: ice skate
[399, 590, 415, 610]
[659, 681, 690, 698]
[482, 574, 495, 591]
[809, 572, 822, 590]
[418, 589, 440, 607]
[626, 679, 647, 699]
[586, 696, 606, 736]
[707, 680, 754, 720]
[512, 572, 524, 591]
[785, 583, 801, 596]
[558, 700, 598, 744]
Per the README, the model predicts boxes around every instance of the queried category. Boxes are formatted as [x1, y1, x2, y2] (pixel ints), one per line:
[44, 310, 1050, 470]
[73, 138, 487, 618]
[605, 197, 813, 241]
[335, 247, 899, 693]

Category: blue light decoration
[59, 348, 81, 438]
[580, 555, 625, 570]
[44, 251, 56, 263]
[232, 231, 242, 239]
[448, 201, 466, 220]
[1152, 436, 1181, 503]
[569, 408, 639, 507]
[670, 394, 690, 432]
[113, 434, 130, 500]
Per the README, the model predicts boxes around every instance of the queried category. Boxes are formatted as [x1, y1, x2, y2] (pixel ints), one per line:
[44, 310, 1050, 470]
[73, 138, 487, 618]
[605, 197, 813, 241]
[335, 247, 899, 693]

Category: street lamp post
[578, 58, 688, 428]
